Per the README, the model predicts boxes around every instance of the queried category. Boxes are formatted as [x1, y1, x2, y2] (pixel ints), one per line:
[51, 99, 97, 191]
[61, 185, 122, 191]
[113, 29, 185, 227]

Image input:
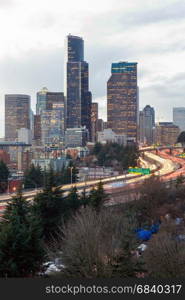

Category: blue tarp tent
[136, 229, 152, 241]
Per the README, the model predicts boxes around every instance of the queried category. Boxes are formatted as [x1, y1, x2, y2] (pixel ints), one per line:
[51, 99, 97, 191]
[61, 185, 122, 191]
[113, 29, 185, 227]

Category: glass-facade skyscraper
[173, 107, 185, 132]
[107, 62, 138, 144]
[139, 105, 155, 145]
[5, 94, 31, 141]
[64, 34, 92, 140]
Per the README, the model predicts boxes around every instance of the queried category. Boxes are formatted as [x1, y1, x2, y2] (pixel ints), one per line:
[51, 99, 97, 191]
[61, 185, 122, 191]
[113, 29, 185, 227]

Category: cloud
[0, 0, 185, 136]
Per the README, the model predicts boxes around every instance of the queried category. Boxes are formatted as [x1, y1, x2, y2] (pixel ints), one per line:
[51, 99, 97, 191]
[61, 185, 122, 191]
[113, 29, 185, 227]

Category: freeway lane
[0, 150, 178, 213]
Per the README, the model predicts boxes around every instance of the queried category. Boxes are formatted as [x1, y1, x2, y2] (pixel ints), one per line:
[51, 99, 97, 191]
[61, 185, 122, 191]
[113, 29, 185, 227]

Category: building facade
[91, 102, 98, 142]
[64, 34, 92, 140]
[65, 127, 89, 148]
[33, 115, 41, 143]
[5, 94, 31, 141]
[97, 128, 127, 145]
[107, 62, 138, 144]
[155, 122, 180, 145]
[41, 102, 65, 146]
[173, 107, 185, 132]
[139, 105, 155, 145]
[36, 87, 49, 115]
[18, 128, 32, 144]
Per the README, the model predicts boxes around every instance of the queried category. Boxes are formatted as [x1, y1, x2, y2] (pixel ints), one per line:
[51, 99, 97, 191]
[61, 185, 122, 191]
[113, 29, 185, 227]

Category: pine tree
[24, 164, 43, 189]
[64, 187, 81, 220]
[80, 188, 90, 207]
[0, 192, 44, 277]
[32, 187, 64, 241]
[89, 182, 108, 212]
[0, 160, 9, 193]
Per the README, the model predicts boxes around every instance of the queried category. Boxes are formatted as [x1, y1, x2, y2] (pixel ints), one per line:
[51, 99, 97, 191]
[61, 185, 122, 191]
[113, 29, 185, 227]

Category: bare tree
[48, 206, 143, 278]
[144, 222, 185, 278]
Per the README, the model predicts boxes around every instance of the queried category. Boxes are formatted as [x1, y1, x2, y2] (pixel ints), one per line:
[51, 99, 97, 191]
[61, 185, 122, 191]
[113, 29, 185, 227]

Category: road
[0, 149, 180, 212]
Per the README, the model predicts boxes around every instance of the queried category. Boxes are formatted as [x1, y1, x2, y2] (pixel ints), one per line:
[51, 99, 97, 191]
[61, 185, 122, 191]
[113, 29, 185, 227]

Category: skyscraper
[173, 107, 185, 132]
[36, 87, 49, 115]
[36, 88, 64, 113]
[5, 94, 31, 141]
[107, 62, 138, 144]
[139, 105, 155, 145]
[64, 34, 92, 140]
[41, 102, 65, 145]
[91, 102, 98, 142]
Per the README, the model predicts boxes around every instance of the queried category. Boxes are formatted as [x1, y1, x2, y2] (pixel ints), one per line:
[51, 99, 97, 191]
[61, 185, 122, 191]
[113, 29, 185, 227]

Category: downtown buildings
[5, 94, 31, 141]
[139, 105, 155, 145]
[173, 107, 185, 133]
[107, 62, 138, 144]
[64, 34, 92, 140]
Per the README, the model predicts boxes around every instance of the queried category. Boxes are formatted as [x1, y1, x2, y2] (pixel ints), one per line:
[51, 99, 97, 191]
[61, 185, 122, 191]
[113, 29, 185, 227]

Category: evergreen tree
[64, 187, 81, 220]
[0, 160, 9, 193]
[80, 188, 90, 207]
[0, 192, 44, 277]
[24, 164, 43, 189]
[89, 182, 108, 212]
[32, 187, 64, 241]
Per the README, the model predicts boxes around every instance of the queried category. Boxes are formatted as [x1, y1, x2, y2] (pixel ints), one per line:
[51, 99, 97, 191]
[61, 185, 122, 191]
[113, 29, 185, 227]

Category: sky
[0, 0, 185, 137]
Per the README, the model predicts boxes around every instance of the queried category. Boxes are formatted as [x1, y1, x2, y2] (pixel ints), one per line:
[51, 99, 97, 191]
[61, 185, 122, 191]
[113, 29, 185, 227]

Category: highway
[0, 149, 179, 213]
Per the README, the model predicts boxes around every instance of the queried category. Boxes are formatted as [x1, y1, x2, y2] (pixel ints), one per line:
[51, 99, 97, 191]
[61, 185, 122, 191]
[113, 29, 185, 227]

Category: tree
[89, 182, 108, 212]
[144, 222, 185, 278]
[92, 142, 102, 156]
[24, 164, 43, 189]
[48, 207, 143, 278]
[177, 131, 185, 150]
[32, 187, 64, 242]
[63, 187, 81, 221]
[136, 176, 169, 225]
[80, 188, 90, 207]
[0, 192, 44, 277]
[0, 160, 9, 193]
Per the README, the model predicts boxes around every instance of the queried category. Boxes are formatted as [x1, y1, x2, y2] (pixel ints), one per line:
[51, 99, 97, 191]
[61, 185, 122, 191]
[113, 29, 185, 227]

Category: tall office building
[36, 90, 65, 146]
[154, 122, 180, 145]
[173, 107, 185, 132]
[36, 87, 49, 115]
[139, 105, 155, 145]
[91, 102, 98, 142]
[64, 34, 92, 140]
[41, 102, 65, 145]
[36, 88, 64, 114]
[107, 62, 138, 144]
[5, 94, 31, 141]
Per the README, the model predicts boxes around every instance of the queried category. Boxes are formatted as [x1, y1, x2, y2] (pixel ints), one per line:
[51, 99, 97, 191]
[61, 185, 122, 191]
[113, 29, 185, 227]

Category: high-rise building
[36, 88, 64, 114]
[91, 102, 98, 142]
[36, 90, 65, 146]
[139, 105, 155, 145]
[18, 128, 32, 144]
[33, 115, 41, 143]
[5, 94, 31, 141]
[65, 127, 89, 148]
[36, 87, 49, 115]
[97, 119, 104, 132]
[107, 62, 138, 144]
[154, 122, 180, 145]
[41, 102, 65, 146]
[173, 107, 185, 132]
[64, 34, 92, 140]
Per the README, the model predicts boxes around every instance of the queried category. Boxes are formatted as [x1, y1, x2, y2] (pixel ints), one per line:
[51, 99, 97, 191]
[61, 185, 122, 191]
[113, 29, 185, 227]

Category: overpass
[139, 145, 184, 155]
[0, 142, 31, 148]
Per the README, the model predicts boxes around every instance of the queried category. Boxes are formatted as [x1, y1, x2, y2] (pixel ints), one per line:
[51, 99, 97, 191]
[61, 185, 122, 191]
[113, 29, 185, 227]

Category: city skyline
[0, 0, 185, 137]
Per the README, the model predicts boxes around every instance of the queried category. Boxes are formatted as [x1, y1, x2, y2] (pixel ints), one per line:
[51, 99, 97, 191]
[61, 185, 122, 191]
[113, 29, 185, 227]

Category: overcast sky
[0, 0, 185, 137]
